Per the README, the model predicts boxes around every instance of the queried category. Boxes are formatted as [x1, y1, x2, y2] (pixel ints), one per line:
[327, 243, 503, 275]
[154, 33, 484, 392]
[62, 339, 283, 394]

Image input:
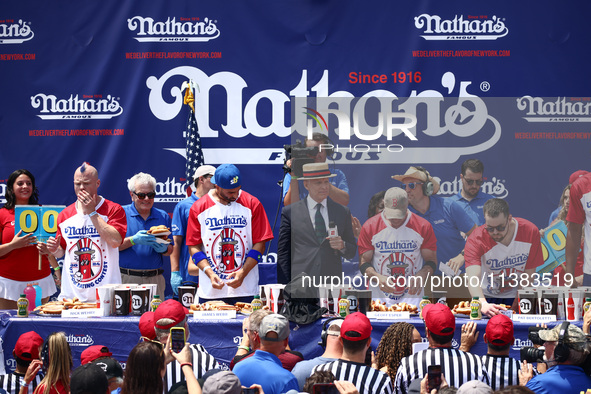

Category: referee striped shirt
[164, 343, 219, 393]
[481, 355, 521, 391]
[312, 359, 394, 394]
[395, 348, 489, 394]
[0, 372, 43, 394]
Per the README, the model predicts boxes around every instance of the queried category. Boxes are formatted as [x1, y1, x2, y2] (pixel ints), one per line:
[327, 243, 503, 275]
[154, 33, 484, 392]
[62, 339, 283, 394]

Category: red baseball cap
[139, 311, 156, 340]
[423, 303, 455, 336]
[81, 345, 112, 365]
[154, 299, 188, 330]
[569, 170, 589, 185]
[486, 314, 514, 346]
[14, 331, 43, 361]
[341, 312, 372, 341]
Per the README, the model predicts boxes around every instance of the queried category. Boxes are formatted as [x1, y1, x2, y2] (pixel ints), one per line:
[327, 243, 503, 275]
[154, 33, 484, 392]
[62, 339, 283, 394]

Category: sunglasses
[134, 191, 156, 199]
[486, 222, 508, 233]
[401, 182, 423, 190]
[464, 179, 483, 186]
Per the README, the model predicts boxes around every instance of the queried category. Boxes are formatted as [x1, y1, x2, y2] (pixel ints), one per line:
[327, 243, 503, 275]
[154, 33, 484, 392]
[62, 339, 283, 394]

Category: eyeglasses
[486, 221, 508, 233]
[464, 179, 483, 186]
[134, 191, 156, 199]
[401, 182, 423, 190]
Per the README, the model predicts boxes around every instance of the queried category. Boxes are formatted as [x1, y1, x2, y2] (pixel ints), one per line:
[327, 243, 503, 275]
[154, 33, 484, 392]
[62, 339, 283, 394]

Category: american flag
[183, 82, 204, 193]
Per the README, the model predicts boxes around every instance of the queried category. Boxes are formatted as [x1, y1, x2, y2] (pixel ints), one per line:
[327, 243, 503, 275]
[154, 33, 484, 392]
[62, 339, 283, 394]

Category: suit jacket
[277, 198, 357, 285]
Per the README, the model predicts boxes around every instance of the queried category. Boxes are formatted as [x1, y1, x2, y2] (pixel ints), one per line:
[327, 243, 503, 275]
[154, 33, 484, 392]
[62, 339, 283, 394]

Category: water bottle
[33, 283, 42, 307]
[23, 283, 36, 312]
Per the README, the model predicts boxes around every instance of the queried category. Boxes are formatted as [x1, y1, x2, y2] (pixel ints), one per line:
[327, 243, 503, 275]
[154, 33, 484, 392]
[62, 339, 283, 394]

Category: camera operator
[523, 323, 591, 394]
[283, 133, 349, 206]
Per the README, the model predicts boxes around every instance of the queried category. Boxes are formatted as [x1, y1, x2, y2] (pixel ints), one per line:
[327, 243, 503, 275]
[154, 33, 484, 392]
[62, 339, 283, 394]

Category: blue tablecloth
[0, 311, 578, 372]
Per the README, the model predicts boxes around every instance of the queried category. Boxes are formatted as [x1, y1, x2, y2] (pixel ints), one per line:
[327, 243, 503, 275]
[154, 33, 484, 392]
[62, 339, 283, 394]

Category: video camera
[520, 327, 546, 363]
[283, 140, 319, 178]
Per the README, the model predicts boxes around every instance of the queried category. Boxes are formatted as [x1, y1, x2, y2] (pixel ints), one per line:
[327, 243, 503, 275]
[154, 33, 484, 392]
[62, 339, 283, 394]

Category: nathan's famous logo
[434, 175, 509, 199]
[0, 19, 34, 44]
[517, 96, 591, 122]
[30, 93, 123, 120]
[380, 252, 413, 299]
[65, 334, 95, 347]
[414, 14, 508, 40]
[147, 68, 501, 164]
[127, 16, 220, 42]
[209, 227, 246, 280]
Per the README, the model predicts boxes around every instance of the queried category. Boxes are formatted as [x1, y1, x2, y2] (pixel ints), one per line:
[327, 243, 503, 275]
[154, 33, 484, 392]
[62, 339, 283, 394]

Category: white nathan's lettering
[517, 96, 591, 116]
[414, 14, 508, 40]
[30, 94, 123, 120]
[127, 16, 220, 42]
[436, 176, 509, 198]
[0, 19, 34, 44]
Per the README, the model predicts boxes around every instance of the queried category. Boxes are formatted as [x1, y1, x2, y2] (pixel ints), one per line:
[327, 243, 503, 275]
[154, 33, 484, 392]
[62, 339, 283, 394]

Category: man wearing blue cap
[186, 164, 273, 303]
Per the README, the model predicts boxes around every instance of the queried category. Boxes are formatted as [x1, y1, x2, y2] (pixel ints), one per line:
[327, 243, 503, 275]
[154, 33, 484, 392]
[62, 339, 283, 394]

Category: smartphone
[170, 327, 186, 353]
[427, 365, 442, 392]
[242, 389, 259, 394]
[312, 383, 339, 394]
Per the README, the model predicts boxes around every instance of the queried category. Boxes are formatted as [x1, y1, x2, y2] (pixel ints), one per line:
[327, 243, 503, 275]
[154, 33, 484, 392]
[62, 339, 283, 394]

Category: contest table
[0, 311, 579, 373]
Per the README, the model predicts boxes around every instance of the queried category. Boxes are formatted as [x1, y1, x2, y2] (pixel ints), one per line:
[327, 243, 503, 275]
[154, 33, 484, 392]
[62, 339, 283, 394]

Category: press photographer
[282, 133, 349, 206]
[521, 322, 591, 394]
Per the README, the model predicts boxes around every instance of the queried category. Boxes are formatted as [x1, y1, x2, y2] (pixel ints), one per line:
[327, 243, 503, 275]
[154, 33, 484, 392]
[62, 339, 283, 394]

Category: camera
[520, 346, 545, 363]
[283, 141, 318, 177]
[528, 327, 545, 346]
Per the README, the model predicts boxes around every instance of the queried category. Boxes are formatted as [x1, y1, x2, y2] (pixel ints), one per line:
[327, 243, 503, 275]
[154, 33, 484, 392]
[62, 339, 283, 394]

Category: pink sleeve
[525, 226, 544, 270]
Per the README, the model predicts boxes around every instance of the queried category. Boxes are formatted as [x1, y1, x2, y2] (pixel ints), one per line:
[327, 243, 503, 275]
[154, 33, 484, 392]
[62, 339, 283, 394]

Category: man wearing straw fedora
[277, 162, 357, 285]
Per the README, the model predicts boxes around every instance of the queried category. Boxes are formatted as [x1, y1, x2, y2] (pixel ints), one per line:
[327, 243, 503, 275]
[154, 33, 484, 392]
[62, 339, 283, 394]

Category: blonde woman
[33, 332, 72, 394]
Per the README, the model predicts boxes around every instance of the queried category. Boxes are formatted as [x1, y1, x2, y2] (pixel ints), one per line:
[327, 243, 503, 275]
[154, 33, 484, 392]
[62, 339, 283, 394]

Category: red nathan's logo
[127, 16, 220, 42]
[209, 227, 245, 280]
[0, 19, 34, 44]
[70, 237, 104, 284]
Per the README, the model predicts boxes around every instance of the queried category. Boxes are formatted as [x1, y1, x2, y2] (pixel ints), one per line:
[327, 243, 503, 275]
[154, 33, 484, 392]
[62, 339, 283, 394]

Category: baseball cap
[569, 170, 589, 185]
[392, 166, 441, 194]
[326, 319, 344, 336]
[155, 299, 189, 330]
[423, 303, 455, 336]
[485, 314, 514, 346]
[383, 187, 408, 220]
[538, 323, 590, 352]
[81, 345, 112, 365]
[70, 363, 109, 394]
[193, 165, 216, 181]
[457, 380, 492, 394]
[341, 312, 372, 341]
[91, 357, 123, 380]
[14, 331, 43, 361]
[259, 314, 290, 342]
[139, 311, 156, 340]
[202, 370, 241, 394]
[211, 164, 241, 189]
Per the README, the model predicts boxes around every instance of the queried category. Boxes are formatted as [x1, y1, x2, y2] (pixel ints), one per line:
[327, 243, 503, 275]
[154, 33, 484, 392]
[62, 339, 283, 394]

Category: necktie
[315, 203, 327, 242]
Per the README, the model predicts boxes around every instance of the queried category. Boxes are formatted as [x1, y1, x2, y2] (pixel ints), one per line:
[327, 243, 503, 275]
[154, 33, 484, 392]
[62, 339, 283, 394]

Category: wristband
[88, 211, 98, 218]
[180, 363, 193, 369]
[238, 345, 250, 351]
[359, 262, 373, 275]
[129, 237, 135, 246]
[246, 249, 263, 263]
[192, 251, 207, 264]
[203, 266, 213, 272]
[424, 261, 436, 272]
[52, 266, 61, 271]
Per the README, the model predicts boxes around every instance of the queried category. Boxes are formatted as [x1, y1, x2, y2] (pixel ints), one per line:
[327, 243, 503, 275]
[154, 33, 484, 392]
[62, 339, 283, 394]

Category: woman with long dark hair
[0, 169, 58, 309]
[121, 341, 165, 394]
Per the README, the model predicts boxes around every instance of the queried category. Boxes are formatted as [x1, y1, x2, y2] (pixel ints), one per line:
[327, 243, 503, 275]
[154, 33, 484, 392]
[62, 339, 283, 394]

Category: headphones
[554, 321, 571, 363]
[415, 166, 434, 196]
[318, 317, 344, 348]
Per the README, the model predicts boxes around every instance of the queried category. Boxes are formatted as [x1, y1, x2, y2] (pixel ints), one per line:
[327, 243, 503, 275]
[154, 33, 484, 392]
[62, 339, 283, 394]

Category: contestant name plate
[62, 309, 102, 318]
[366, 311, 410, 320]
[192, 310, 237, 320]
[512, 314, 556, 323]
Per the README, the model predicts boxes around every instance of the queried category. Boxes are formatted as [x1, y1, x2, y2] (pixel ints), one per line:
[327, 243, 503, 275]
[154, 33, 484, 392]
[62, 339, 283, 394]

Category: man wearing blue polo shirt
[392, 166, 476, 275]
[449, 159, 494, 226]
[170, 165, 216, 295]
[119, 172, 173, 299]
